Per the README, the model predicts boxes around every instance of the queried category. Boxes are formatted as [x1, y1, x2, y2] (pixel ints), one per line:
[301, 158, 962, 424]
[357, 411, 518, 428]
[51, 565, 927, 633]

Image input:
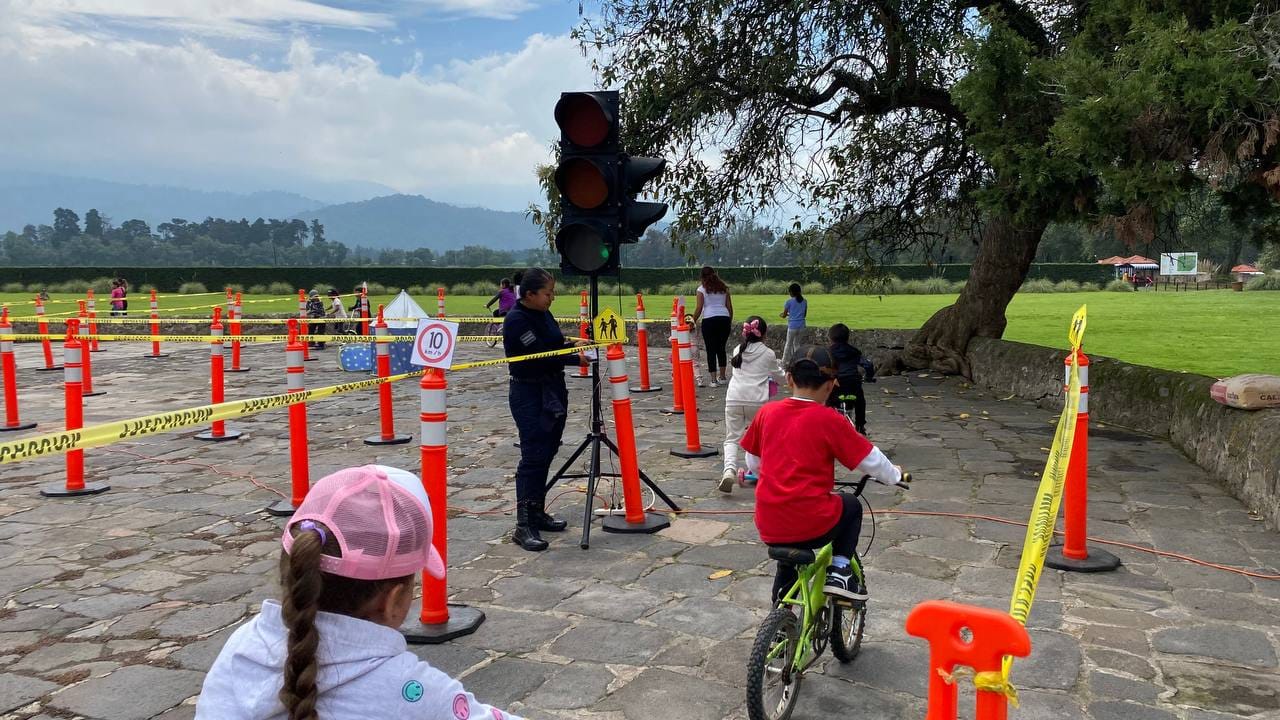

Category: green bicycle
[746, 472, 911, 720]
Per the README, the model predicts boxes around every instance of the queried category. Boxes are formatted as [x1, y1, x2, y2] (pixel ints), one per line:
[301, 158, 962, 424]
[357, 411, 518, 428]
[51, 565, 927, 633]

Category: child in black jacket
[826, 323, 867, 436]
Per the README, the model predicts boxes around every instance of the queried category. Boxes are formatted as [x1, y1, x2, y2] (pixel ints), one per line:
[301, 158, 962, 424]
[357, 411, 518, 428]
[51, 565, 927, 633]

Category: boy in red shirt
[741, 346, 904, 604]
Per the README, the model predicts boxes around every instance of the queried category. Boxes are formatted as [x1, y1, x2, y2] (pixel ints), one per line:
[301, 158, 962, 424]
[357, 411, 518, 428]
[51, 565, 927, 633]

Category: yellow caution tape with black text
[1004, 305, 1088, 681]
[0, 343, 607, 465]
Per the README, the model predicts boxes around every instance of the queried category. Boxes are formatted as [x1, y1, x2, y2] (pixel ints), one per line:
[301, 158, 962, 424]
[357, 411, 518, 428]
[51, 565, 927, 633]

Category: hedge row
[0, 263, 1114, 292]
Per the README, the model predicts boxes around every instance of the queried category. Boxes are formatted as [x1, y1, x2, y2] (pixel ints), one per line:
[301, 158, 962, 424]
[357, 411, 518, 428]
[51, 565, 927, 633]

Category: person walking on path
[780, 282, 808, 367]
[693, 266, 734, 387]
[502, 268, 594, 552]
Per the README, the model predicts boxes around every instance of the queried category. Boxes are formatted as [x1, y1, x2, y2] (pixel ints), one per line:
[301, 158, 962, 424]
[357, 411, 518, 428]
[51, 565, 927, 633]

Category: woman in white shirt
[693, 265, 734, 386]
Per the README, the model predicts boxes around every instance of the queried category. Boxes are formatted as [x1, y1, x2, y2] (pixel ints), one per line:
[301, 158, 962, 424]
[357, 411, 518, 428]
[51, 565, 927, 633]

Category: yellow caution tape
[1004, 304, 1087, 680]
[938, 667, 1019, 708]
[0, 343, 607, 465]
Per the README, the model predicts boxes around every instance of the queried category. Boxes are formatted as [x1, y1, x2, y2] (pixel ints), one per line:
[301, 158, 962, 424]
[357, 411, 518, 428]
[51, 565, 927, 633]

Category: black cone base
[0, 422, 37, 432]
[364, 433, 413, 446]
[602, 512, 670, 534]
[40, 481, 109, 497]
[630, 385, 663, 393]
[35, 365, 63, 372]
[88, 349, 106, 354]
[266, 499, 298, 517]
[670, 445, 718, 459]
[1045, 544, 1121, 572]
[660, 408, 684, 415]
[142, 354, 171, 359]
[402, 603, 485, 644]
[195, 428, 243, 442]
[82, 391, 106, 397]
[572, 373, 592, 380]
[228, 367, 252, 373]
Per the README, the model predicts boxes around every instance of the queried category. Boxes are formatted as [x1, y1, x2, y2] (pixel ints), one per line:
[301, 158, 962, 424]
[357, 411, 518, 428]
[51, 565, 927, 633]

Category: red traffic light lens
[557, 158, 609, 210]
[555, 94, 610, 147]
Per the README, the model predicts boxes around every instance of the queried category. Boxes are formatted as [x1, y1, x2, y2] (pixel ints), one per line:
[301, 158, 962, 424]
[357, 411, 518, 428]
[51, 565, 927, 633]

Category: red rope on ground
[669, 506, 1280, 581]
[97, 449, 1277, 581]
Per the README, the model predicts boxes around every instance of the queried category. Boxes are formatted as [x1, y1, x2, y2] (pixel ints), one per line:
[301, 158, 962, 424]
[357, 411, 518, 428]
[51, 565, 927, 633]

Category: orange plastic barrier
[364, 306, 411, 447]
[670, 315, 716, 458]
[1046, 350, 1120, 572]
[0, 308, 37, 432]
[401, 367, 485, 643]
[905, 601, 1030, 720]
[40, 319, 109, 498]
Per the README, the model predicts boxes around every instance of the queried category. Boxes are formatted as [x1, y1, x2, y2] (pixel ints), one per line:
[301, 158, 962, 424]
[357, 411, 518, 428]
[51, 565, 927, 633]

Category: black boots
[512, 502, 548, 552]
[532, 499, 567, 532]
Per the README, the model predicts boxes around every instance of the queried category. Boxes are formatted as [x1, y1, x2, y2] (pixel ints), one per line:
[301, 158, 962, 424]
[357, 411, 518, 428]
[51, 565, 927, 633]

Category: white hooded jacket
[196, 601, 521, 720]
[726, 342, 779, 405]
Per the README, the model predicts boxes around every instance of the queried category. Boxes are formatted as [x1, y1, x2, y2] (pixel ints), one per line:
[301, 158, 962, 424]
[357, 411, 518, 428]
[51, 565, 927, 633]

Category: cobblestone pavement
[0, 338, 1277, 720]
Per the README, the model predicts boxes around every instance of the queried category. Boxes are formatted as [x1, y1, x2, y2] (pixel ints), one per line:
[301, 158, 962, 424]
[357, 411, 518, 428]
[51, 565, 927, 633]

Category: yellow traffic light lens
[559, 158, 609, 209]
[556, 94, 610, 147]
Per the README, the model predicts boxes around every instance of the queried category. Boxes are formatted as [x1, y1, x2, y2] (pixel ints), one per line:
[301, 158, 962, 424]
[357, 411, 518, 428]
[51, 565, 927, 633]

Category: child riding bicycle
[486, 278, 517, 318]
[741, 345, 904, 605]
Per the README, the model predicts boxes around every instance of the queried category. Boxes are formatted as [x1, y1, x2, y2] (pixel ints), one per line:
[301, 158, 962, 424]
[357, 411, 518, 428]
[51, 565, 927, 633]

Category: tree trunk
[901, 214, 1047, 377]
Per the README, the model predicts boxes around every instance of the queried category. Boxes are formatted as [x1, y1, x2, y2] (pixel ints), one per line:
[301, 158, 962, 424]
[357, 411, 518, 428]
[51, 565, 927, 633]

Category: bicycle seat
[768, 546, 816, 566]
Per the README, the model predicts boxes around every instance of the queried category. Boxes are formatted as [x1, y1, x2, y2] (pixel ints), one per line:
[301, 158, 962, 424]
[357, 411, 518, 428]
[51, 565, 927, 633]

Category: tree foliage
[578, 0, 1280, 370]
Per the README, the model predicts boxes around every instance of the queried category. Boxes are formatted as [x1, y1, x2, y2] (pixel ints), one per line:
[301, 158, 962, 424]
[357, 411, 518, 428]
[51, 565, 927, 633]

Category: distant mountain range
[295, 194, 542, 252]
[0, 173, 542, 252]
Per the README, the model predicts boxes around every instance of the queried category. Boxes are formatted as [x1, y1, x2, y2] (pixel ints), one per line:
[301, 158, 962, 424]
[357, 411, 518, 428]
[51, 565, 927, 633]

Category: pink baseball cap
[282, 465, 445, 581]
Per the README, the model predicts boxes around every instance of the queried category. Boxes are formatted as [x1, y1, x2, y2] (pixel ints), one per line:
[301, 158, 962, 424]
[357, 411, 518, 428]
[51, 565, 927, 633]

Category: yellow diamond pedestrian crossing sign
[593, 308, 628, 344]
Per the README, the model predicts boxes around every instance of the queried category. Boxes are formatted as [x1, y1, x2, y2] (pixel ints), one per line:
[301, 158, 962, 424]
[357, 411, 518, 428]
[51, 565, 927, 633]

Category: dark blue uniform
[503, 302, 580, 504]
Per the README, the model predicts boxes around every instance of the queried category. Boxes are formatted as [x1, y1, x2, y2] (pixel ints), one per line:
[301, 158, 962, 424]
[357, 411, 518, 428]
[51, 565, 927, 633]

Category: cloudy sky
[0, 0, 599, 209]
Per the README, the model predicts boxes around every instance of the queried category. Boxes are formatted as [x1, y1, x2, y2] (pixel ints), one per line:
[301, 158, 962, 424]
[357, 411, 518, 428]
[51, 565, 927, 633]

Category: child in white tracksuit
[196, 465, 520, 720]
[719, 316, 779, 493]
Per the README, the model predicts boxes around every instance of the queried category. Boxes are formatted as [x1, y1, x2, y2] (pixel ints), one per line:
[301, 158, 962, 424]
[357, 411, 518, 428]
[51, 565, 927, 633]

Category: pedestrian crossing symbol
[593, 308, 628, 344]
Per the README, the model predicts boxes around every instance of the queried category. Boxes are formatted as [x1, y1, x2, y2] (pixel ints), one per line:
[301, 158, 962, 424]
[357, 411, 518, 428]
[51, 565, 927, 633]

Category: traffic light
[553, 90, 667, 276]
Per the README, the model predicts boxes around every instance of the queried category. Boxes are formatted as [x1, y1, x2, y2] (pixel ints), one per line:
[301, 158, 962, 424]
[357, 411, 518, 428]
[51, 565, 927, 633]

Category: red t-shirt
[741, 397, 874, 544]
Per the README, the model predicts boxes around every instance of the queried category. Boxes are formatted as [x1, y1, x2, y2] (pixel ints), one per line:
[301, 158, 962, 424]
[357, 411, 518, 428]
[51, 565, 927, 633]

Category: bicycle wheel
[746, 607, 803, 720]
[829, 597, 866, 663]
[486, 322, 500, 348]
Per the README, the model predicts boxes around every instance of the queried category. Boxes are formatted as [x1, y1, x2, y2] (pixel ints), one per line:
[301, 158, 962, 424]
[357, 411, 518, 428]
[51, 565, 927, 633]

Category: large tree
[581, 0, 1279, 373]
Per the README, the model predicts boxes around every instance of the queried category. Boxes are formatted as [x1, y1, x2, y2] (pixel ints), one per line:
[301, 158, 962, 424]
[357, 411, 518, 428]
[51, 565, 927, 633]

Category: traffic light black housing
[553, 90, 667, 276]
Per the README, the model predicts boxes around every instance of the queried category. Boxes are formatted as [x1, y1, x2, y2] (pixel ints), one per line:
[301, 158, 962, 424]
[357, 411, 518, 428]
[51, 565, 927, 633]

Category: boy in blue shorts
[741, 346, 904, 604]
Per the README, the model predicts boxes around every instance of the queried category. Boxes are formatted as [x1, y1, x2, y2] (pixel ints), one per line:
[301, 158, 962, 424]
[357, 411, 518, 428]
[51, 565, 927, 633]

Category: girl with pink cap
[197, 465, 521, 720]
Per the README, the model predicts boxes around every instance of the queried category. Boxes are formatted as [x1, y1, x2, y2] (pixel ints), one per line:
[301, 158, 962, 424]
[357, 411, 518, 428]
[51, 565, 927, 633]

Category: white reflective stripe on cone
[420, 388, 446, 414]
[286, 350, 303, 367]
[420, 421, 447, 446]
[287, 374, 304, 392]
[1063, 365, 1089, 387]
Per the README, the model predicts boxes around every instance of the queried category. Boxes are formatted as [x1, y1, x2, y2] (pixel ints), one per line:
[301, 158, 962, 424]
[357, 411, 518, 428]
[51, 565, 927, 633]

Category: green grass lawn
[3, 289, 1276, 378]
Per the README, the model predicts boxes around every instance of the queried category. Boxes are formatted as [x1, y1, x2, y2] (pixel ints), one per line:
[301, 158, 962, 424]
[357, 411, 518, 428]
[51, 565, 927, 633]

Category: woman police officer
[503, 268, 595, 551]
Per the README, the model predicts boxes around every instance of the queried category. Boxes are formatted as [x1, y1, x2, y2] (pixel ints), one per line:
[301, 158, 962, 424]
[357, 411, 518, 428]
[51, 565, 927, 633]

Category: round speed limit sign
[411, 320, 458, 368]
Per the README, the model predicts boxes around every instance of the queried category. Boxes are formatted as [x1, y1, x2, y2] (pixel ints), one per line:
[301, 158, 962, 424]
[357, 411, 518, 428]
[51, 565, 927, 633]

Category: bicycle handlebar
[835, 471, 913, 495]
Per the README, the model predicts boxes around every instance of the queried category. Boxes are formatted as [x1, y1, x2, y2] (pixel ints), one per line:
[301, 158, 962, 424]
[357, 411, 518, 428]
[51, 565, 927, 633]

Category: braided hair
[278, 525, 413, 720]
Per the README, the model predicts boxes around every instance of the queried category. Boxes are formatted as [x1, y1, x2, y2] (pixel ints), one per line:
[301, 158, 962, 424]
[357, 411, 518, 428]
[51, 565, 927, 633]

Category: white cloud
[407, 0, 538, 21]
[0, 10, 597, 209]
[7, 0, 390, 39]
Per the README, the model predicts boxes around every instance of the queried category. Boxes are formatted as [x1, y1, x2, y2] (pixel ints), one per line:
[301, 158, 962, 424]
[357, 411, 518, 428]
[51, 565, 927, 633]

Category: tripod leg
[600, 435, 681, 511]
[580, 433, 602, 549]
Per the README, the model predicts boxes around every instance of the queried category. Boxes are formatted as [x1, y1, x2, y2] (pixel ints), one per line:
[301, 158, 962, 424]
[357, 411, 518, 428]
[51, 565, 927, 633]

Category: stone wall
[965, 336, 1280, 530]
